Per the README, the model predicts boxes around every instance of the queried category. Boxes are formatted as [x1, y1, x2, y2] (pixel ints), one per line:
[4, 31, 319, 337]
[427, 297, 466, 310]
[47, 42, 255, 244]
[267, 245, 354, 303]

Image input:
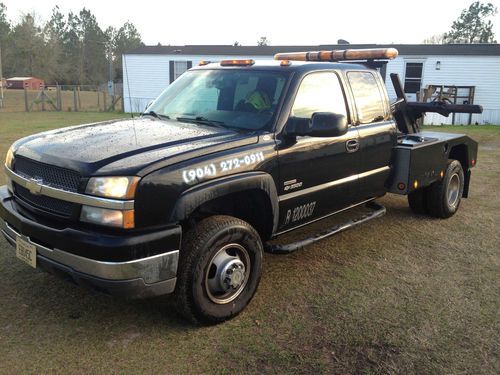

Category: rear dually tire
[425, 159, 465, 218]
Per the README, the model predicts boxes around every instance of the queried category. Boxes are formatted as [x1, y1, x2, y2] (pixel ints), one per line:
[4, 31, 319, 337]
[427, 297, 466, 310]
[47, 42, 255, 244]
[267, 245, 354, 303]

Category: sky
[2, 0, 500, 46]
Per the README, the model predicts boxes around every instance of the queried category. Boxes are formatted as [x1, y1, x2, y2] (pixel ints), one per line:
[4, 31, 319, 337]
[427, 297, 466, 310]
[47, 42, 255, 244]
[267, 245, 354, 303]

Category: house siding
[122, 54, 266, 113]
[385, 55, 500, 124]
[123, 51, 500, 124]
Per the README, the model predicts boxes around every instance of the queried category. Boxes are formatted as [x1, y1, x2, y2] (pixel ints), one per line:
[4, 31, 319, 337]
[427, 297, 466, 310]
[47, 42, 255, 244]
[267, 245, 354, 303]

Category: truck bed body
[389, 131, 478, 195]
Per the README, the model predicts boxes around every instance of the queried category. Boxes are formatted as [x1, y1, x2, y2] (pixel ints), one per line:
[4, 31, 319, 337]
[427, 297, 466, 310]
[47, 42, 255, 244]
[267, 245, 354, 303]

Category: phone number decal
[182, 164, 217, 184]
[182, 152, 265, 184]
[220, 152, 265, 172]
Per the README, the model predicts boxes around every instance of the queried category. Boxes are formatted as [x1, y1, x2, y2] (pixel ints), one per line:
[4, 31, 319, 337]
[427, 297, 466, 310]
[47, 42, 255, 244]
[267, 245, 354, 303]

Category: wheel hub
[221, 260, 246, 290]
[447, 173, 460, 207]
[205, 243, 251, 304]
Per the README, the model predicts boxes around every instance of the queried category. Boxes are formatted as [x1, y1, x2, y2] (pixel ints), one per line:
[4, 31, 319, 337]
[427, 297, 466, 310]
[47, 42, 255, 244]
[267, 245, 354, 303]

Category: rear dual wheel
[408, 159, 464, 218]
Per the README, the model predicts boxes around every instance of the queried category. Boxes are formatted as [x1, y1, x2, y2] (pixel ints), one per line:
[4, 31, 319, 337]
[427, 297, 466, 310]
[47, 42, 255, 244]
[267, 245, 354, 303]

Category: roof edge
[125, 43, 500, 56]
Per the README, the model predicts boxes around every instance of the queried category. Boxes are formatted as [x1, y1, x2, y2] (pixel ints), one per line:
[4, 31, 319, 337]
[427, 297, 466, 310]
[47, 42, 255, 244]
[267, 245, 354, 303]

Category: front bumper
[0, 186, 181, 299]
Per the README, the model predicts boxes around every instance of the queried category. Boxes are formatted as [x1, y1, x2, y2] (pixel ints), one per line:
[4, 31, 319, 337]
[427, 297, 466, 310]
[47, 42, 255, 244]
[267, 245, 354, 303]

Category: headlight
[80, 206, 135, 229]
[85, 176, 139, 199]
[5, 148, 14, 169]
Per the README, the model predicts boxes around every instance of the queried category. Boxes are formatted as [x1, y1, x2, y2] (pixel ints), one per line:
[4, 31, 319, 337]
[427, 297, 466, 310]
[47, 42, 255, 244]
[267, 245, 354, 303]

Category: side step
[265, 201, 386, 254]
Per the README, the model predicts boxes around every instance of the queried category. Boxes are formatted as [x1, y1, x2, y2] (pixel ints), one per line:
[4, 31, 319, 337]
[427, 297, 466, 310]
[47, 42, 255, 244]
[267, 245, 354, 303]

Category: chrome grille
[12, 156, 81, 218]
[14, 156, 81, 192]
[14, 183, 76, 217]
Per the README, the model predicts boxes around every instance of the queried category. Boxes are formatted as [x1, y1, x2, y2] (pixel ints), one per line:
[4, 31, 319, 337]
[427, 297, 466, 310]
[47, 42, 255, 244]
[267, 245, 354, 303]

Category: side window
[291, 72, 347, 119]
[347, 71, 386, 124]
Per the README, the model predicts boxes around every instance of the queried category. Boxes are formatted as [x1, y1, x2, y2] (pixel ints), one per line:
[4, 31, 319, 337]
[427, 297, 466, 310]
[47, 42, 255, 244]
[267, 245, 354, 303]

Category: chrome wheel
[447, 173, 460, 207]
[205, 243, 251, 304]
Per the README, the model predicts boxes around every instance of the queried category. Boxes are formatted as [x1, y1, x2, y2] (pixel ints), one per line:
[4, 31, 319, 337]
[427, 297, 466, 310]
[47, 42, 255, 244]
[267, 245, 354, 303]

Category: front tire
[426, 159, 465, 218]
[174, 215, 263, 324]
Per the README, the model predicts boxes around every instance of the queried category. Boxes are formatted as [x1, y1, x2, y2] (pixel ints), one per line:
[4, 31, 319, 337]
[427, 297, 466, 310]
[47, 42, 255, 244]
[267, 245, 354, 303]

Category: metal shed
[6, 77, 45, 90]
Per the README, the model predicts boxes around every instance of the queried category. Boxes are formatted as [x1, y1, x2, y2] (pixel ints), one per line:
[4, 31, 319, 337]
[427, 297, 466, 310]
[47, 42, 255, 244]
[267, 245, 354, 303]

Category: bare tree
[422, 34, 446, 44]
[257, 36, 270, 46]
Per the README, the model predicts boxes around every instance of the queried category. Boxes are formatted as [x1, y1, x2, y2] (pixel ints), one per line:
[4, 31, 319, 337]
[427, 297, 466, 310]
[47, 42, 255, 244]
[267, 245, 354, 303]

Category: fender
[170, 172, 280, 233]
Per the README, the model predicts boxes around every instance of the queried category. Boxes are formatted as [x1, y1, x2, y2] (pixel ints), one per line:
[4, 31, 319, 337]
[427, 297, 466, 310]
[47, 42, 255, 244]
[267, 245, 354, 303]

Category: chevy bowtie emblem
[27, 177, 44, 195]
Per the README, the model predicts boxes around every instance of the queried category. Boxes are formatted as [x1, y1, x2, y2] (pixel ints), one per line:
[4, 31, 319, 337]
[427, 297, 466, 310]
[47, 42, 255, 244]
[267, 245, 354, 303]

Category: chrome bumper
[0, 217, 179, 288]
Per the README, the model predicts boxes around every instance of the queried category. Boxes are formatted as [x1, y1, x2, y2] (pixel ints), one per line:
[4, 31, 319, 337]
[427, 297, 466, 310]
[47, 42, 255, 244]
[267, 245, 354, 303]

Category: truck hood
[13, 117, 258, 176]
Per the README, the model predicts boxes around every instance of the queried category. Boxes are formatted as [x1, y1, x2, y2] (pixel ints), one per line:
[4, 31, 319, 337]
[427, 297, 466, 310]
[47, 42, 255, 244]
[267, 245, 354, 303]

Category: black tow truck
[0, 48, 481, 324]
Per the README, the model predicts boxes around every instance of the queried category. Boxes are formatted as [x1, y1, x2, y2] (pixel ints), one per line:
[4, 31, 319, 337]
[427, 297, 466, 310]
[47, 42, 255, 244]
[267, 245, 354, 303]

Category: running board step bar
[265, 201, 386, 254]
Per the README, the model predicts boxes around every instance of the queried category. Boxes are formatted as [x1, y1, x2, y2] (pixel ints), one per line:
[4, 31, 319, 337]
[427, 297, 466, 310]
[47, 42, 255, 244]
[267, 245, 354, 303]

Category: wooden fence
[0, 85, 123, 113]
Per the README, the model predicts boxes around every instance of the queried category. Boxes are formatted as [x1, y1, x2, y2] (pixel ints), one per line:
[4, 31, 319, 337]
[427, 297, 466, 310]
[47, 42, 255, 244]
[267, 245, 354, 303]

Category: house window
[169, 61, 192, 83]
[404, 62, 423, 94]
[174, 61, 188, 80]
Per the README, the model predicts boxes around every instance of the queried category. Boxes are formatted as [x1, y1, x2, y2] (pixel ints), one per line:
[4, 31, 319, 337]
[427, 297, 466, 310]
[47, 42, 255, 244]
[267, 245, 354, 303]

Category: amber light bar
[220, 59, 255, 66]
[274, 48, 399, 62]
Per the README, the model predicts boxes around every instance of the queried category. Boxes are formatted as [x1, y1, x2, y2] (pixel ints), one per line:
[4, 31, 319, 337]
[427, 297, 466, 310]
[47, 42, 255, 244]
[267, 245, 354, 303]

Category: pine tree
[444, 1, 497, 43]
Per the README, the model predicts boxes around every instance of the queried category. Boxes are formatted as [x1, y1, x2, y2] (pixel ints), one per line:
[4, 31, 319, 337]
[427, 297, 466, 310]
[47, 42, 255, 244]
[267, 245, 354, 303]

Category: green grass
[0, 114, 499, 373]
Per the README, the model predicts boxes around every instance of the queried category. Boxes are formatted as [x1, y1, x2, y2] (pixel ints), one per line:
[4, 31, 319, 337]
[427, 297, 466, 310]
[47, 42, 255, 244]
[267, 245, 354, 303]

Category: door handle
[346, 139, 359, 153]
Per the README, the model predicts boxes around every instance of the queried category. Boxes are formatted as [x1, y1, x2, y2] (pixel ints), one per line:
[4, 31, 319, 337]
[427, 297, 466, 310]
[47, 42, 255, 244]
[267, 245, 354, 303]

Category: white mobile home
[123, 44, 500, 124]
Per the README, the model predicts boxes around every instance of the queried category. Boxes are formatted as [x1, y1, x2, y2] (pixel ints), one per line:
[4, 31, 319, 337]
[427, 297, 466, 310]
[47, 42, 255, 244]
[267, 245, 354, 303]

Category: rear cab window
[347, 71, 389, 124]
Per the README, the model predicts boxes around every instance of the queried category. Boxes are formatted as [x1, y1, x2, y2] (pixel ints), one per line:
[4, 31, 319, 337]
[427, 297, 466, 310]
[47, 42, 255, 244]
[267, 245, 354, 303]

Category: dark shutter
[169, 61, 175, 83]
[187, 61, 193, 69]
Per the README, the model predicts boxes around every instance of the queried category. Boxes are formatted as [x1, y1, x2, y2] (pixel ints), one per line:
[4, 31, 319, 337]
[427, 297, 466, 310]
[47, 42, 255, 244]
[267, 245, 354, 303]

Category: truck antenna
[123, 54, 138, 144]
[123, 54, 134, 119]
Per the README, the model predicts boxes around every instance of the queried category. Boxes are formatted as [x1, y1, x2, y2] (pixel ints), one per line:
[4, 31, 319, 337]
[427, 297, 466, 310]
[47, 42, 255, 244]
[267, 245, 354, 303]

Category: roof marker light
[274, 48, 399, 62]
[220, 59, 255, 67]
[280, 60, 292, 66]
[199, 60, 211, 66]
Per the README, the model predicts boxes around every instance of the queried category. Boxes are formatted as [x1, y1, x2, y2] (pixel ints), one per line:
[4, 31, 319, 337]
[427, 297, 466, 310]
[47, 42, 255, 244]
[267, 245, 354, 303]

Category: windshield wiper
[142, 111, 170, 120]
[176, 116, 227, 129]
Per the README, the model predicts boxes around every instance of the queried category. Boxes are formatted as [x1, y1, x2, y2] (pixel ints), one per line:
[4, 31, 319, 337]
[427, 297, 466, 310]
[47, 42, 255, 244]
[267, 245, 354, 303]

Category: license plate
[16, 237, 37, 269]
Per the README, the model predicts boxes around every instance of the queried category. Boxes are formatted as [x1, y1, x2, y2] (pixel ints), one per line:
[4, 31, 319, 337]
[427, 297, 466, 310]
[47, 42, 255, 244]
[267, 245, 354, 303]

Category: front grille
[14, 156, 81, 192]
[12, 156, 82, 218]
[14, 184, 76, 217]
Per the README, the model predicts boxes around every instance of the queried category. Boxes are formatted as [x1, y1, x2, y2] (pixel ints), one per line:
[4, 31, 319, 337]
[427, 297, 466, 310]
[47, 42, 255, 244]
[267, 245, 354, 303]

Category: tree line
[423, 1, 497, 44]
[0, 4, 143, 85]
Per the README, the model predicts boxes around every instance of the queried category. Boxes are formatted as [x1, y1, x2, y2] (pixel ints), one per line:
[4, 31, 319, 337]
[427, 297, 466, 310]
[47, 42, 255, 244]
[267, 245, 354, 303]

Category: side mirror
[286, 112, 348, 137]
[310, 112, 348, 137]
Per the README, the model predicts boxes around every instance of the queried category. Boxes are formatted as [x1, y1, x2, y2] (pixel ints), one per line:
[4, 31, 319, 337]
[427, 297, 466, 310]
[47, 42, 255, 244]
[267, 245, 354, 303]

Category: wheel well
[185, 189, 274, 241]
[449, 144, 468, 171]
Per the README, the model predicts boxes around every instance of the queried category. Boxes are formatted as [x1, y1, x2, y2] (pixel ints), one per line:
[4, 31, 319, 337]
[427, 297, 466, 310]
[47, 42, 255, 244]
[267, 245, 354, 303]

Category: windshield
[146, 69, 289, 131]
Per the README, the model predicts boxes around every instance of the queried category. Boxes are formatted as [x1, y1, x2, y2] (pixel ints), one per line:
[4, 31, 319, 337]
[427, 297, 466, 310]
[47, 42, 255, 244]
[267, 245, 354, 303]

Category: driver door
[276, 71, 360, 232]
